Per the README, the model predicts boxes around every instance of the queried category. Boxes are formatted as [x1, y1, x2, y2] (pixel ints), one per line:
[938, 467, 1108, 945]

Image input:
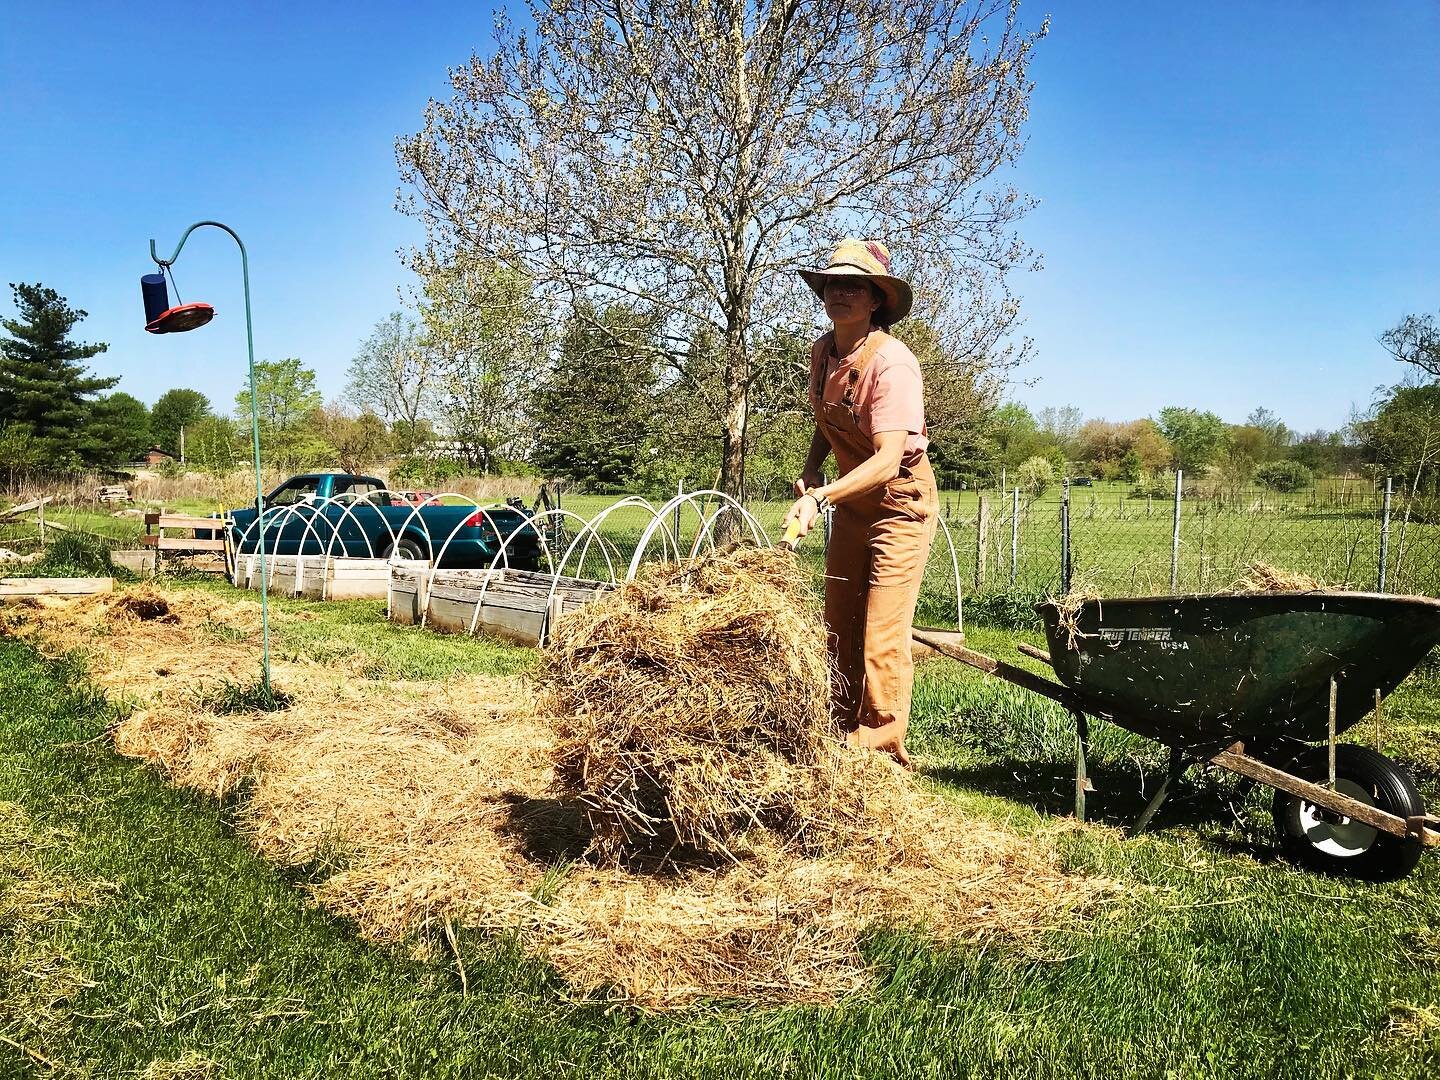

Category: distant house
[138, 445, 174, 467]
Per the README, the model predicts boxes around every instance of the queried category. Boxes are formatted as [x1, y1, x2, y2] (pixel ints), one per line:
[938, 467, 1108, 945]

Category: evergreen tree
[0, 283, 115, 467]
[531, 302, 660, 490]
[88, 392, 152, 466]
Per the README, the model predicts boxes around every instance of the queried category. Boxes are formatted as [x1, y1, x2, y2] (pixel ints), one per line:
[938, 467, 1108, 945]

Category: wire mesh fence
[11, 472, 1433, 636]
[927, 476, 1440, 605]
[544, 474, 1440, 635]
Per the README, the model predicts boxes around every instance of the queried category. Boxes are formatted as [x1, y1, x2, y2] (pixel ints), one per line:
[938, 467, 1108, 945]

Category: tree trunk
[713, 319, 750, 546]
[719, 327, 748, 501]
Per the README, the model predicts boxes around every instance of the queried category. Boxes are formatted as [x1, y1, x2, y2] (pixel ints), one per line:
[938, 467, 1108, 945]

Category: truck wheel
[385, 537, 429, 562]
[1272, 745, 1424, 882]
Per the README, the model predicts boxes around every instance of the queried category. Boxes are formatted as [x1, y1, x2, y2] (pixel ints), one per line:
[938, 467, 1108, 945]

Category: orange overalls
[812, 333, 939, 765]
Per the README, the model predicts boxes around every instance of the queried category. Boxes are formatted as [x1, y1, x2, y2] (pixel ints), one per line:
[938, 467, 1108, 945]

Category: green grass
[180, 577, 538, 681]
[0, 508, 145, 551]
[2, 589, 1440, 1076]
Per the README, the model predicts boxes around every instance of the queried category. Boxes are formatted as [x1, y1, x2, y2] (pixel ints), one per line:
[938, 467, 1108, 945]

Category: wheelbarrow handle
[909, 631, 1086, 712]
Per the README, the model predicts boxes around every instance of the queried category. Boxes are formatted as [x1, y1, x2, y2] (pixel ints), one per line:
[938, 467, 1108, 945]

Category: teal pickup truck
[221, 473, 543, 569]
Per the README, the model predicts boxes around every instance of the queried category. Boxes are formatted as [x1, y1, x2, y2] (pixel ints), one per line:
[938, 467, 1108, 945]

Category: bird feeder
[141, 271, 214, 334]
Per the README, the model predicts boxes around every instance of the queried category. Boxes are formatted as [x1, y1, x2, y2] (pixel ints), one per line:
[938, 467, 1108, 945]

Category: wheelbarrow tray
[1038, 592, 1440, 753]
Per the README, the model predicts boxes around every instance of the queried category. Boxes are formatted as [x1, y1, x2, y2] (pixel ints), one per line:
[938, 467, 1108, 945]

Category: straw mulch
[542, 547, 836, 862]
[0, 587, 275, 702]
[1228, 561, 1326, 593]
[1048, 562, 1333, 650]
[2, 575, 1109, 1008]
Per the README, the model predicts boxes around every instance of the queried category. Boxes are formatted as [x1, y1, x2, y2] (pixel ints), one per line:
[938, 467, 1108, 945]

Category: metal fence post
[975, 495, 990, 593]
[673, 479, 683, 550]
[1170, 470, 1183, 592]
[1010, 486, 1020, 588]
[1379, 476, 1392, 593]
[1061, 478, 1071, 595]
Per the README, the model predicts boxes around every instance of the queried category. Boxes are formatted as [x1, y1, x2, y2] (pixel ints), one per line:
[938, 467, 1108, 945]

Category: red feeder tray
[145, 302, 216, 334]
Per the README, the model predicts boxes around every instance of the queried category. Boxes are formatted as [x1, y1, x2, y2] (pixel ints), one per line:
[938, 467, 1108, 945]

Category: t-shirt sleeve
[868, 356, 925, 434]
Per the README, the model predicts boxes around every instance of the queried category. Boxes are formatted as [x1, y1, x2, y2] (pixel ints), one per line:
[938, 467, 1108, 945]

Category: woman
[783, 238, 939, 766]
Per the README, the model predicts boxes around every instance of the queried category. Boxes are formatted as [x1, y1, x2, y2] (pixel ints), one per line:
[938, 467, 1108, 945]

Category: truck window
[268, 478, 321, 507]
[330, 479, 392, 507]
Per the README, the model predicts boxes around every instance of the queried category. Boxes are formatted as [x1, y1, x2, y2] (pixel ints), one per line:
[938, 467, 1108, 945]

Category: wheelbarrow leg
[1132, 745, 1187, 837]
[1072, 709, 1091, 822]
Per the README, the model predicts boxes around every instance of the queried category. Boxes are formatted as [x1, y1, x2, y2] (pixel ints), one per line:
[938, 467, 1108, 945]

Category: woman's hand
[783, 491, 822, 538]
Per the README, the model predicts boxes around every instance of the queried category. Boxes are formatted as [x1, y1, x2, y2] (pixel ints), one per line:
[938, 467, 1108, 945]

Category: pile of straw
[3, 578, 1108, 1007]
[542, 547, 833, 861]
[1047, 561, 1333, 651]
[1228, 561, 1326, 593]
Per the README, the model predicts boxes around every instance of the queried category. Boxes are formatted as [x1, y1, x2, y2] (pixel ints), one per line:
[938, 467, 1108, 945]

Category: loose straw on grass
[4, 574, 1110, 1007]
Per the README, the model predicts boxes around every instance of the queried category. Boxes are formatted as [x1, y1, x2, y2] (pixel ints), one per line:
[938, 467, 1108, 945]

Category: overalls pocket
[881, 473, 929, 523]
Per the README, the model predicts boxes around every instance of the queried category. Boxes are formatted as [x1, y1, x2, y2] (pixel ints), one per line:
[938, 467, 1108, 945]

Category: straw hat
[797, 237, 913, 326]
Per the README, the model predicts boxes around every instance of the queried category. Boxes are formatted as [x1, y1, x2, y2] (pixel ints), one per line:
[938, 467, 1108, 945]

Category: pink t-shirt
[809, 332, 930, 462]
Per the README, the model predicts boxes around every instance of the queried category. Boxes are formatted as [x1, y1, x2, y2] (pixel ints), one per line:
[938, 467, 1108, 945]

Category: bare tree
[345, 312, 437, 454]
[1036, 405, 1083, 445]
[398, 0, 1044, 497]
[420, 254, 547, 471]
[1380, 313, 1440, 380]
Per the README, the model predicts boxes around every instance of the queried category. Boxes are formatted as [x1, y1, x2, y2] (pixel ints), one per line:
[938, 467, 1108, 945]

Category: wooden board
[911, 626, 966, 660]
[139, 536, 227, 551]
[237, 556, 425, 601]
[143, 513, 229, 531]
[111, 549, 158, 576]
[1211, 743, 1440, 847]
[0, 577, 113, 597]
[0, 497, 53, 522]
[388, 566, 611, 644]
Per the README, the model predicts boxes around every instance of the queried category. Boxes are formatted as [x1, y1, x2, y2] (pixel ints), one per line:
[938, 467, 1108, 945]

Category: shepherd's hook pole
[150, 221, 271, 693]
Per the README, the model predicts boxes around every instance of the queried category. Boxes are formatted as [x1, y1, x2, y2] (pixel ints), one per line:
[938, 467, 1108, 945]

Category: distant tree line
[3, 275, 1436, 504]
[946, 400, 1363, 498]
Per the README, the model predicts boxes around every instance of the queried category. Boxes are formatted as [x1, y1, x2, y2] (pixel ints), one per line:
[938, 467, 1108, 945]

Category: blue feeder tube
[141, 273, 170, 324]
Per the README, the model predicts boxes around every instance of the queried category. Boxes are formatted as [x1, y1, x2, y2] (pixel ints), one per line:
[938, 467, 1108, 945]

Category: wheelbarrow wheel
[1272, 745, 1424, 882]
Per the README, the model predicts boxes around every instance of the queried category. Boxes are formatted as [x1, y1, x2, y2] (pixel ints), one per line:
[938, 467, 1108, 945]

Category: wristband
[804, 488, 831, 514]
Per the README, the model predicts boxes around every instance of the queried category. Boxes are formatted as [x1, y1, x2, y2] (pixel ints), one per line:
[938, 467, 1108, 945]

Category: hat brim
[797, 266, 913, 326]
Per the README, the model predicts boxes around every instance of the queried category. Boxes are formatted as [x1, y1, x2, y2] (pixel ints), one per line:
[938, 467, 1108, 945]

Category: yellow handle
[779, 518, 804, 549]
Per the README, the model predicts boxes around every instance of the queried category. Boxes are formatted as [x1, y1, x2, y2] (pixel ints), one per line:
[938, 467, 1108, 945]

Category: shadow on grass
[925, 757, 1281, 862]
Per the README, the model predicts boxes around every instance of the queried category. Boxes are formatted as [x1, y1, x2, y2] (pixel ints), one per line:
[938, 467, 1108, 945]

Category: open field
[2, 580, 1439, 1077]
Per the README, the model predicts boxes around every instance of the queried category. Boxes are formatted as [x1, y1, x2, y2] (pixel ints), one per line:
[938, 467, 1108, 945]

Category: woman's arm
[816, 430, 906, 505]
[783, 430, 907, 537]
[794, 426, 832, 496]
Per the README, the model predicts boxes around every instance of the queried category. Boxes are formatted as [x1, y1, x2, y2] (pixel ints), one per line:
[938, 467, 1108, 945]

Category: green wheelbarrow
[914, 591, 1440, 881]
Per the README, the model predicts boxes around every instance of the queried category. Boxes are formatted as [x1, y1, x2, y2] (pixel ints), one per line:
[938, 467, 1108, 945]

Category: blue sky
[1, 2, 1436, 434]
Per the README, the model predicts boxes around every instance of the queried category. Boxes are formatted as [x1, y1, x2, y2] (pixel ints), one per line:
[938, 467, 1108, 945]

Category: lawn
[2, 581, 1439, 1077]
